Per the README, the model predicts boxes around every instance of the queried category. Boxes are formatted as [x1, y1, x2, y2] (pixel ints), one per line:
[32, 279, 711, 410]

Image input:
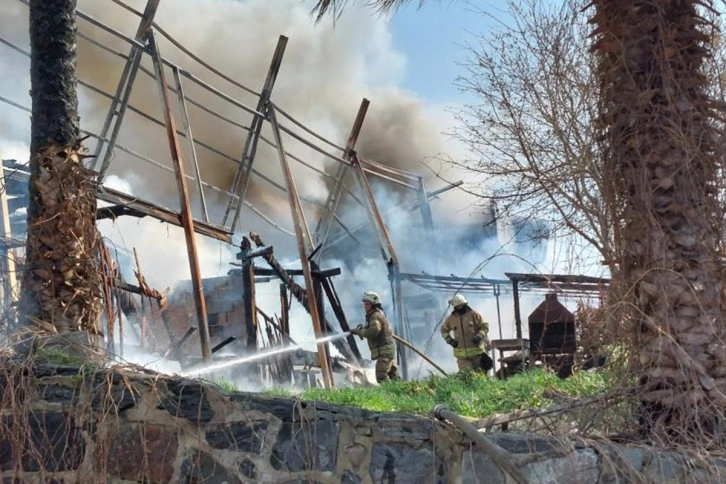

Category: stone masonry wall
[1, 364, 725, 483]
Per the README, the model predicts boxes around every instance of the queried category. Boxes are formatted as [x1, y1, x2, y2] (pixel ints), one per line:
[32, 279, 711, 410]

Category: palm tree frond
[311, 0, 423, 23]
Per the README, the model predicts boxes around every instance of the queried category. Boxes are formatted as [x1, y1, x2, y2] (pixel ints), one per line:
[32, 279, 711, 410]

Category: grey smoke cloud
[0, 0, 455, 225]
[0, 0, 553, 374]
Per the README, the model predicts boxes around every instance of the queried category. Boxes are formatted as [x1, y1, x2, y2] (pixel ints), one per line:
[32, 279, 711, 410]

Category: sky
[388, 0, 500, 105]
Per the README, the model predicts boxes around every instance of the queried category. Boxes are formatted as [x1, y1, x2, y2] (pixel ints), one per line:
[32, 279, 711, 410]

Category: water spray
[180, 331, 352, 377]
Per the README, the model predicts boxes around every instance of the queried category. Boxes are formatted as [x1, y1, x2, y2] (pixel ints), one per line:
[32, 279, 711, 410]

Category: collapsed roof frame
[0, 0, 446, 383]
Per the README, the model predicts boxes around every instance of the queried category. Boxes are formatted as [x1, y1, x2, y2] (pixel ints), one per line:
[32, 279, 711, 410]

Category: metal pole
[224, 36, 288, 231]
[314, 98, 369, 253]
[268, 105, 334, 388]
[94, 0, 161, 178]
[148, 31, 212, 362]
[172, 66, 209, 222]
[350, 153, 408, 377]
[416, 176, 440, 275]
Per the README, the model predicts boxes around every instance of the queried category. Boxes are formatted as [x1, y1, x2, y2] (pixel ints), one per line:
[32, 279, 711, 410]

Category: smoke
[0, 0, 564, 381]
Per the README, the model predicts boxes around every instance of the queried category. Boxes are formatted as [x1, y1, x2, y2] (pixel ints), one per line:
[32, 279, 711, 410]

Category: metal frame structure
[0, 0, 448, 382]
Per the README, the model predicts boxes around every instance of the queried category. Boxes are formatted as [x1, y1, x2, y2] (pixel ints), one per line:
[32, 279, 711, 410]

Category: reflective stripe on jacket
[440, 307, 489, 359]
[358, 308, 395, 360]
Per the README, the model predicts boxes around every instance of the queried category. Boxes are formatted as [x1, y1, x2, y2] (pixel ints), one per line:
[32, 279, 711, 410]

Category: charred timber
[248, 232, 358, 363]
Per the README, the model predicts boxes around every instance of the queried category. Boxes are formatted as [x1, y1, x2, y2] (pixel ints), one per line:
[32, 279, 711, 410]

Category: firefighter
[350, 291, 399, 383]
[441, 294, 493, 373]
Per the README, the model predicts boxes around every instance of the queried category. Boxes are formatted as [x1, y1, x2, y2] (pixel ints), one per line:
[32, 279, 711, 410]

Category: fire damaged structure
[0, 0, 607, 386]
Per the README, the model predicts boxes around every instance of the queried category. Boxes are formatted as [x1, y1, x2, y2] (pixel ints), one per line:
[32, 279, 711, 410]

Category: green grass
[265, 369, 611, 419]
[214, 378, 240, 393]
[36, 346, 87, 366]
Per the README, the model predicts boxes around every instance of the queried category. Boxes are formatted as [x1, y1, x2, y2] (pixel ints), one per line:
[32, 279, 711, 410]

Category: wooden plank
[97, 186, 232, 243]
[268, 106, 334, 389]
[149, 30, 212, 362]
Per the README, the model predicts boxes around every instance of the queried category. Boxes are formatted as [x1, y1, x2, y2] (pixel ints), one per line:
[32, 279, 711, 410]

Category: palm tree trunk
[21, 0, 102, 336]
[592, 0, 726, 440]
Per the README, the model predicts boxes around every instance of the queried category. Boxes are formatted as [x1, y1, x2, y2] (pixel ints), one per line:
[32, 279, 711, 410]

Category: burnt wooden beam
[211, 336, 236, 354]
[97, 186, 232, 243]
[96, 204, 147, 220]
[149, 30, 212, 362]
[252, 266, 341, 278]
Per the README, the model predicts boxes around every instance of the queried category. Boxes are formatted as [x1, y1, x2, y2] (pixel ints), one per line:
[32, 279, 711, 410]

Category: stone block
[216, 285, 244, 303]
[642, 452, 684, 482]
[231, 394, 295, 422]
[38, 384, 76, 404]
[103, 423, 178, 483]
[205, 420, 268, 453]
[32, 364, 83, 379]
[180, 450, 241, 484]
[158, 380, 213, 422]
[369, 443, 445, 484]
[206, 300, 236, 316]
[342, 470, 363, 484]
[0, 413, 85, 472]
[239, 457, 257, 479]
[522, 449, 599, 484]
[91, 373, 138, 413]
[376, 416, 434, 445]
[347, 444, 367, 468]
[488, 432, 564, 454]
[598, 446, 646, 483]
[271, 419, 339, 472]
[461, 448, 505, 484]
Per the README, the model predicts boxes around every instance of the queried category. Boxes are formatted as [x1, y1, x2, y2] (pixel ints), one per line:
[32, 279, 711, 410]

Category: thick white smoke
[0, 0, 566, 381]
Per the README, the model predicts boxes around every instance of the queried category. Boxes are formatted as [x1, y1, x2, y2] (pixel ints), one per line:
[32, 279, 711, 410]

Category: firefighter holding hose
[441, 294, 493, 373]
[350, 291, 399, 383]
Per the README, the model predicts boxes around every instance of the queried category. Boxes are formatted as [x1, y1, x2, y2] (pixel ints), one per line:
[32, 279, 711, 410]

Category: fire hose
[433, 405, 528, 484]
[391, 334, 448, 376]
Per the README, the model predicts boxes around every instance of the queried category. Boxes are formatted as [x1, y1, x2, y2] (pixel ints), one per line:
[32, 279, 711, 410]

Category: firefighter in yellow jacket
[351, 291, 399, 383]
[441, 294, 493, 372]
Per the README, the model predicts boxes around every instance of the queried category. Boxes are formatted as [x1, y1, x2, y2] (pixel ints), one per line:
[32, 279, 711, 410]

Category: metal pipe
[433, 405, 528, 484]
[391, 334, 446, 376]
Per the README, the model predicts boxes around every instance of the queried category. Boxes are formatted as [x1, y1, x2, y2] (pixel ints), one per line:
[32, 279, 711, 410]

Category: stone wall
[0, 364, 724, 483]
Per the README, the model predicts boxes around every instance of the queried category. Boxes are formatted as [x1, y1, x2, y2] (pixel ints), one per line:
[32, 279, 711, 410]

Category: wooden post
[148, 31, 212, 362]
[280, 283, 289, 338]
[239, 237, 258, 350]
[350, 153, 408, 379]
[513, 280, 523, 340]
[224, 36, 288, 231]
[172, 66, 209, 222]
[314, 98, 369, 252]
[133, 248, 147, 350]
[311, 260, 333, 372]
[268, 105, 334, 388]
[94, 0, 161, 178]
[416, 176, 440, 275]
